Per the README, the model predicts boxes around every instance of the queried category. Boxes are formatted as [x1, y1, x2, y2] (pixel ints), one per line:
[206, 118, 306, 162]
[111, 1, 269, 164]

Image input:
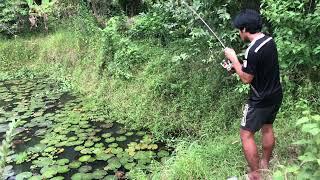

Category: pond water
[0, 79, 170, 180]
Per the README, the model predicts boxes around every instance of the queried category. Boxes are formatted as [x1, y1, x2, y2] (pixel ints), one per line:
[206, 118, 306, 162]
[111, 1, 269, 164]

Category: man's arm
[224, 47, 254, 84]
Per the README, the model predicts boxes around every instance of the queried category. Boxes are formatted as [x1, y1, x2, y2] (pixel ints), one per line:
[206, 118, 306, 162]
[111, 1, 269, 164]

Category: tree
[0, 0, 28, 35]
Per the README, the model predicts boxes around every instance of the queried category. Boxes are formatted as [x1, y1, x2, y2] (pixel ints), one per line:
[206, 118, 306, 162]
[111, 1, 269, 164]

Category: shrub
[273, 100, 320, 179]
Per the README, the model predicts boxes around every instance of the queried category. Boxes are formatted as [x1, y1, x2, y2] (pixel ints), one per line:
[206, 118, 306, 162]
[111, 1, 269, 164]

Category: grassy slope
[0, 31, 305, 179]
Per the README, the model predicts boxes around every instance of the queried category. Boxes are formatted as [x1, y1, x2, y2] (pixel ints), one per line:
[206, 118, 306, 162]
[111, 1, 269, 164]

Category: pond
[0, 78, 170, 180]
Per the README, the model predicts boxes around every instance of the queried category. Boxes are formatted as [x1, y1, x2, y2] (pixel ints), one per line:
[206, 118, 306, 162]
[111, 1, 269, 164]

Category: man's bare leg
[240, 129, 260, 180]
[260, 124, 275, 169]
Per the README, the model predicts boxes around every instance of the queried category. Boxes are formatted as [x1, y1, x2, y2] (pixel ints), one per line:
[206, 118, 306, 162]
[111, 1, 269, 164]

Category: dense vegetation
[0, 0, 319, 179]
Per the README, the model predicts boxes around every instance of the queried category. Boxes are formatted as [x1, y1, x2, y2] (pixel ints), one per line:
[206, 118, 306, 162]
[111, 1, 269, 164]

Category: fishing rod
[181, 1, 233, 71]
[182, 1, 226, 49]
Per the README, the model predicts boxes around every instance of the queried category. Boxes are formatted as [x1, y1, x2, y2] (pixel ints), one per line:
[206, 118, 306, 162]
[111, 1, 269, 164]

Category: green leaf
[301, 123, 318, 133]
[292, 139, 312, 145]
[296, 117, 309, 126]
[298, 152, 317, 162]
[16, 172, 32, 180]
[312, 115, 320, 121]
[79, 155, 92, 162]
[272, 170, 285, 180]
[308, 128, 320, 136]
[285, 165, 299, 173]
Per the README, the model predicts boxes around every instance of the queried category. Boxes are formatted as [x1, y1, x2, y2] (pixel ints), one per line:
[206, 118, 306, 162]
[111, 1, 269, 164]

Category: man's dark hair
[233, 9, 262, 34]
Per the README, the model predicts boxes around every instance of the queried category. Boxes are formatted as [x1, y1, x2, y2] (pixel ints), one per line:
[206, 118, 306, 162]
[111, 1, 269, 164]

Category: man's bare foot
[260, 160, 269, 170]
[248, 171, 261, 180]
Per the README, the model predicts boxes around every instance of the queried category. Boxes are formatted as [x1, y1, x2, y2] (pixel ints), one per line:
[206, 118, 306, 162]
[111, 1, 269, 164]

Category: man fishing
[224, 9, 283, 180]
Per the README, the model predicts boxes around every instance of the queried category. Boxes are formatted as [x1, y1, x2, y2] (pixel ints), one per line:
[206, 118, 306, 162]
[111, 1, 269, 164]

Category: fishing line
[182, 1, 226, 49]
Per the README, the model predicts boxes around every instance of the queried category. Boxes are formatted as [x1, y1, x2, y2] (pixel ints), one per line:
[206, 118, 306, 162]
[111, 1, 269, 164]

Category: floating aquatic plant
[116, 136, 127, 142]
[14, 151, 28, 164]
[92, 169, 107, 179]
[104, 157, 121, 171]
[78, 165, 92, 173]
[79, 155, 92, 162]
[105, 137, 116, 143]
[40, 166, 58, 178]
[108, 143, 119, 148]
[69, 161, 82, 169]
[15, 171, 32, 180]
[0, 79, 171, 179]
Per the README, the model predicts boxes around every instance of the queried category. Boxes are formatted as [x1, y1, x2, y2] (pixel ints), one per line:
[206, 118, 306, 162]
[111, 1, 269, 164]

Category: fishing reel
[220, 59, 235, 73]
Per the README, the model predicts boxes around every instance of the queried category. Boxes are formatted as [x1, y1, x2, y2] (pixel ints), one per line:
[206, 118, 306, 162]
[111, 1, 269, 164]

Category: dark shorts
[241, 103, 281, 132]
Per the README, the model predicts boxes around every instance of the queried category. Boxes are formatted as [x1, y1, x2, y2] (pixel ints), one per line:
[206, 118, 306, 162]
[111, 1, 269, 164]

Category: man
[224, 9, 283, 180]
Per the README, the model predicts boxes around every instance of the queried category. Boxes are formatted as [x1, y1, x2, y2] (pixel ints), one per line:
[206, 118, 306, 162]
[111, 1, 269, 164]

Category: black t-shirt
[242, 35, 283, 107]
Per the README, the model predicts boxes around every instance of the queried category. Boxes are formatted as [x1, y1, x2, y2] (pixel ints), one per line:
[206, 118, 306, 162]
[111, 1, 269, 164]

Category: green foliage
[0, 119, 19, 179]
[129, 0, 236, 47]
[0, 0, 28, 35]
[26, 0, 56, 15]
[100, 16, 147, 79]
[273, 100, 320, 179]
[262, 0, 320, 71]
[129, 136, 245, 179]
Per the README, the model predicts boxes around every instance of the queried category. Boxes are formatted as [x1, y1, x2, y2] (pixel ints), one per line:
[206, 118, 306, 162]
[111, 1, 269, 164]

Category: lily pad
[56, 165, 69, 173]
[84, 141, 94, 147]
[124, 162, 136, 170]
[116, 136, 127, 142]
[16, 172, 32, 180]
[51, 176, 65, 180]
[96, 153, 114, 161]
[79, 155, 92, 162]
[32, 157, 55, 167]
[44, 146, 56, 153]
[87, 157, 96, 163]
[94, 143, 104, 148]
[157, 150, 170, 158]
[69, 161, 82, 169]
[136, 131, 146, 136]
[79, 165, 92, 173]
[92, 170, 107, 179]
[40, 166, 58, 178]
[68, 136, 78, 141]
[34, 128, 47, 136]
[104, 157, 121, 171]
[108, 143, 118, 148]
[125, 132, 134, 136]
[28, 175, 42, 180]
[101, 123, 113, 129]
[102, 133, 112, 138]
[74, 146, 85, 151]
[71, 173, 85, 180]
[116, 129, 126, 135]
[80, 148, 92, 154]
[105, 137, 115, 143]
[148, 144, 158, 150]
[57, 158, 69, 165]
[111, 147, 123, 154]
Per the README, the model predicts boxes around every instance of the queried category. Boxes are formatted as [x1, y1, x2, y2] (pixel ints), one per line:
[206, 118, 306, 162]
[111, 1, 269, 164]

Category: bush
[100, 16, 148, 80]
[262, 0, 320, 71]
[273, 100, 320, 179]
[0, 0, 28, 35]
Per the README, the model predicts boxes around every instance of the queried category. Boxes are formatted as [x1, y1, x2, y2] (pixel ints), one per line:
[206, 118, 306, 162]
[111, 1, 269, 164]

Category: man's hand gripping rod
[182, 2, 233, 72]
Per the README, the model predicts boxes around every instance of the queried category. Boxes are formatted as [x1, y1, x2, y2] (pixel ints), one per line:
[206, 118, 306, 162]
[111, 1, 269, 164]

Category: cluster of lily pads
[0, 79, 170, 179]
